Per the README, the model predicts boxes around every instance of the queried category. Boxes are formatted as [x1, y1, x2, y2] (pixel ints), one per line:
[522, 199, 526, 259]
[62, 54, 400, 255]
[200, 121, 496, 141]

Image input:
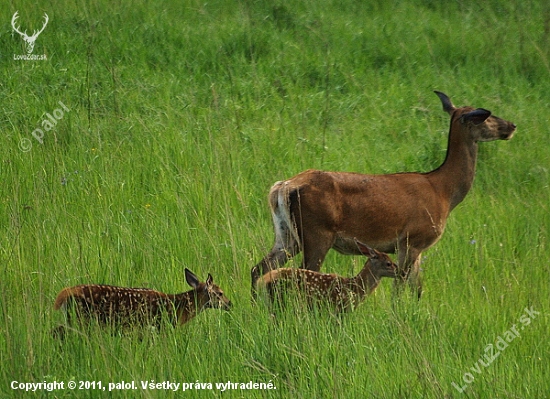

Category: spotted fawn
[256, 240, 398, 313]
[53, 268, 231, 335]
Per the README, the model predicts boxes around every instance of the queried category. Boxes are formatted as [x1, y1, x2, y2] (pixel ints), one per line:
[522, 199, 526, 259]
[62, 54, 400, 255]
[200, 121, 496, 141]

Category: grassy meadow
[1, 0, 549, 397]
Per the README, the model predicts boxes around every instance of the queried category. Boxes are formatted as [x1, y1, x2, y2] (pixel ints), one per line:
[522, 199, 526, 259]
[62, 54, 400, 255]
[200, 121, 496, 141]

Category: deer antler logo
[11, 11, 49, 55]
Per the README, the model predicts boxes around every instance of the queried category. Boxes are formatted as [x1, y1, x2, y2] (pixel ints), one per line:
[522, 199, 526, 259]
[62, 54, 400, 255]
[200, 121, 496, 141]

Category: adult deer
[53, 269, 231, 335]
[257, 240, 398, 313]
[251, 91, 516, 298]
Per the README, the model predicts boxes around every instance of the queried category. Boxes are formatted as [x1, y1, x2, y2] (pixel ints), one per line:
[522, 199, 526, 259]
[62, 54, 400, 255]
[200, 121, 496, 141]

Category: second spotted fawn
[256, 240, 398, 313]
[53, 268, 232, 333]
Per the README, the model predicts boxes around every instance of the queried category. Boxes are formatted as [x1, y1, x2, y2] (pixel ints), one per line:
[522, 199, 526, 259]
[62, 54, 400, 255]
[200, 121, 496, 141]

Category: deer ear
[461, 108, 491, 125]
[206, 274, 214, 286]
[185, 268, 200, 289]
[355, 239, 378, 258]
[434, 91, 456, 114]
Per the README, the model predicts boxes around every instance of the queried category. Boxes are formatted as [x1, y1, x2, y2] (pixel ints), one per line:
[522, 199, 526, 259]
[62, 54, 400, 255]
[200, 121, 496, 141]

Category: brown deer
[257, 240, 399, 313]
[53, 269, 231, 334]
[251, 91, 516, 298]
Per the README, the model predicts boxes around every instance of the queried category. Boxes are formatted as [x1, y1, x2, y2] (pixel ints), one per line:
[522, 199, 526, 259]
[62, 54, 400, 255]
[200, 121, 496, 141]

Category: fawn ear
[354, 239, 378, 258]
[206, 273, 214, 286]
[185, 268, 200, 289]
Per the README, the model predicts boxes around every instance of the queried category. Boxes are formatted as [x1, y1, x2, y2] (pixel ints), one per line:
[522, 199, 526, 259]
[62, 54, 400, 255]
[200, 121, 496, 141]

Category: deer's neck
[428, 118, 478, 211]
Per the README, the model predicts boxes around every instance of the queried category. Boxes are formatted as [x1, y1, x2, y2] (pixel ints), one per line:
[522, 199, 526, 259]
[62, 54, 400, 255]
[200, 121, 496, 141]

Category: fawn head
[185, 268, 232, 311]
[355, 240, 398, 278]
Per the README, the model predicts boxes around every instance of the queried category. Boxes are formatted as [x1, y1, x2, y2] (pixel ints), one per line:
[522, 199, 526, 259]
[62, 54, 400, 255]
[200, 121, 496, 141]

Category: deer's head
[185, 268, 232, 311]
[434, 91, 516, 143]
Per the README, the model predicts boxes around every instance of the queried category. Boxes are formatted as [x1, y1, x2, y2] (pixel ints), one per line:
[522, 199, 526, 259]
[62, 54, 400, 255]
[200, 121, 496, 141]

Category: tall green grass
[1, 0, 549, 397]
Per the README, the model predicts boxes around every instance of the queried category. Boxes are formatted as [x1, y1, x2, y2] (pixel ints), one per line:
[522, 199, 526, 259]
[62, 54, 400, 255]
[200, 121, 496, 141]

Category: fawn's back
[259, 268, 354, 311]
[54, 285, 179, 326]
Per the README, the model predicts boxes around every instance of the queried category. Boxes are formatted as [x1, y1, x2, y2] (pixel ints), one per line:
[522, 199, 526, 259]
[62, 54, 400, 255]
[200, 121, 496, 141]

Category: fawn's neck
[350, 266, 380, 300]
[171, 290, 204, 325]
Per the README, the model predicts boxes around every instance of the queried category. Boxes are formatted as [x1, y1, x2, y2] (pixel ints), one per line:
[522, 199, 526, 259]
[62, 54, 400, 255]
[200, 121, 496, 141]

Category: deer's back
[285, 170, 449, 252]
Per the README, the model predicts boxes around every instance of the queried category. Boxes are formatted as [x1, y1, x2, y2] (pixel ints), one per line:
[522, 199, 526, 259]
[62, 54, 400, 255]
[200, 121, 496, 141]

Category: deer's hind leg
[251, 208, 300, 297]
[301, 230, 335, 272]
